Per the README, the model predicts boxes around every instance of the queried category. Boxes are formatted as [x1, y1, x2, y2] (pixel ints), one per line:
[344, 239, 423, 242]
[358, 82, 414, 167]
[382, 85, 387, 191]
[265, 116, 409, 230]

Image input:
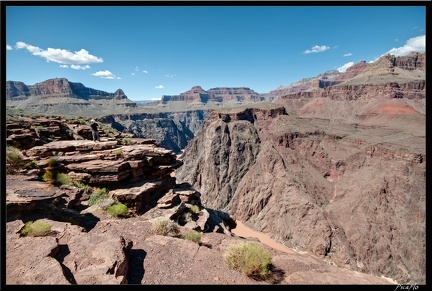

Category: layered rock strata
[175, 104, 425, 284]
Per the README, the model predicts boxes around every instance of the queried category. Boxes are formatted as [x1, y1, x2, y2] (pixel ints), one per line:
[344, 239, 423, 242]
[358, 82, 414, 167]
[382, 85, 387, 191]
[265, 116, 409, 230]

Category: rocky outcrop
[6, 81, 31, 100]
[161, 86, 263, 103]
[264, 70, 341, 100]
[175, 103, 426, 284]
[98, 110, 207, 154]
[6, 115, 396, 285]
[6, 78, 133, 102]
[5, 78, 137, 116]
[335, 60, 368, 82]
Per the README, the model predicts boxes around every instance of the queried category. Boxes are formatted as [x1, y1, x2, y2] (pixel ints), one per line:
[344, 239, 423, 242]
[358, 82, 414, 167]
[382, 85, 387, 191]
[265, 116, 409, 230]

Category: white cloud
[165, 74, 175, 78]
[70, 64, 91, 70]
[383, 35, 425, 57]
[343, 53, 352, 57]
[60, 65, 68, 68]
[135, 66, 139, 71]
[370, 35, 426, 63]
[303, 45, 330, 54]
[92, 70, 120, 79]
[15, 41, 103, 65]
[143, 70, 148, 73]
[155, 85, 164, 89]
[6, 44, 13, 50]
[131, 73, 135, 76]
[337, 62, 354, 73]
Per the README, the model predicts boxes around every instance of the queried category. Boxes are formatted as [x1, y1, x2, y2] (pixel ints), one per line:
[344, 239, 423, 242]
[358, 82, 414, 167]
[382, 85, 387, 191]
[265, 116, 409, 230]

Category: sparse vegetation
[152, 218, 180, 236]
[77, 117, 87, 124]
[6, 146, 27, 174]
[73, 181, 93, 194]
[113, 148, 122, 158]
[32, 125, 46, 130]
[26, 159, 38, 169]
[121, 137, 132, 145]
[88, 187, 109, 206]
[42, 158, 60, 185]
[223, 242, 273, 282]
[182, 229, 201, 244]
[189, 205, 200, 214]
[56, 172, 73, 186]
[106, 203, 129, 218]
[47, 158, 59, 167]
[20, 220, 52, 237]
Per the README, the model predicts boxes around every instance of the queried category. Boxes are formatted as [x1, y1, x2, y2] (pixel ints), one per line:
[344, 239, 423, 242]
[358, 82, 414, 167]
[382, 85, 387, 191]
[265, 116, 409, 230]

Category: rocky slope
[264, 69, 342, 100]
[174, 52, 426, 284]
[4, 51, 425, 285]
[6, 78, 137, 116]
[5, 115, 395, 285]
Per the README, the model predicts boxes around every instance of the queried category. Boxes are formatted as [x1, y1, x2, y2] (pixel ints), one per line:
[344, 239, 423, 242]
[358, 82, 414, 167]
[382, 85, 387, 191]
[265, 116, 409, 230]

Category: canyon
[4, 51, 426, 284]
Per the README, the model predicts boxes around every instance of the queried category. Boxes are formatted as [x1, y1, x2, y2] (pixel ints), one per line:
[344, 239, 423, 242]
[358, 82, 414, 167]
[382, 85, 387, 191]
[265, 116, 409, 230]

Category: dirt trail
[231, 220, 295, 254]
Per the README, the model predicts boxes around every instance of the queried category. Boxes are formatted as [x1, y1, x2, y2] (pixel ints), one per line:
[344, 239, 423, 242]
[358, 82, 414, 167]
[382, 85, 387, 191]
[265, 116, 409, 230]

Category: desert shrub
[106, 203, 128, 218]
[177, 211, 193, 226]
[6, 146, 27, 174]
[73, 181, 93, 194]
[56, 172, 73, 186]
[189, 205, 200, 214]
[77, 117, 86, 124]
[42, 171, 54, 182]
[88, 187, 109, 206]
[113, 148, 122, 158]
[21, 220, 52, 237]
[47, 158, 59, 167]
[26, 159, 38, 169]
[182, 229, 201, 244]
[152, 218, 180, 236]
[223, 242, 272, 281]
[121, 137, 132, 145]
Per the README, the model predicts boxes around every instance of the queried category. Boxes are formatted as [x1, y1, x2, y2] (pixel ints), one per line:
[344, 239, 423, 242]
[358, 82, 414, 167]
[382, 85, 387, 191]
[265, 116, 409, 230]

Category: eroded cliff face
[174, 103, 425, 284]
[161, 86, 263, 103]
[99, 110, 209, 153]
[6, 78, 137, 115]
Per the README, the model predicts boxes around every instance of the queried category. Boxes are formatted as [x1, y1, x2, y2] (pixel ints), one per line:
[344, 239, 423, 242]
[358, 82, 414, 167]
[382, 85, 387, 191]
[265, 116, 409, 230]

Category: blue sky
[5, 4, 426, 101]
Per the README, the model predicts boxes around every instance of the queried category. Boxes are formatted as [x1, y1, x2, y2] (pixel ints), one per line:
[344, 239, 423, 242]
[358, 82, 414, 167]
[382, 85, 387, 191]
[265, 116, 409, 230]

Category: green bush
[121, 137, 132, 145]
[189, 205, 200, 214]
[182, 229, 201, 244]
[152, 218, 180, 236]
[6, 146, 27, 174]
[21, 220, 52, 237]
[73, 181, 93, 194]
[56, 172, 73, 186]
[78, 117, 87, 125]
[42, 171, 54, 182]
[223, 242, 272, 281]
[47, 158, 59, 167]
[113, 148, 122, 158]
[88, 187, 109, 206]
[26, 159, 38, 169]
[107, 203, 128, 218]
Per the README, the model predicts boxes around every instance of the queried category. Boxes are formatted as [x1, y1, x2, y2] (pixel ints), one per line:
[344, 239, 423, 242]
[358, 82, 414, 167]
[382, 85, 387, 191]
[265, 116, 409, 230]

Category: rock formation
[161, 86, 263, 103]
[174, 52, 426, 284]
[5, 51, 425, 285]
[5, 115, 397, 285]
[6, 78, 137, 116]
